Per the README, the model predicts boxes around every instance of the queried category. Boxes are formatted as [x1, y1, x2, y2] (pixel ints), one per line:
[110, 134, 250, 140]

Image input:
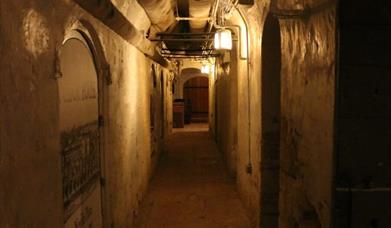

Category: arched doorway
[183, 77, 209, 124]
[260, 13, 281, 228]
[58, 31, 103, 227]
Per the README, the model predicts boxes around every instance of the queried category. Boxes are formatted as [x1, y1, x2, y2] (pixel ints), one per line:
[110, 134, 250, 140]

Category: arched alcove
[260, 13, 281, 228]
[58, 29, 103, 227]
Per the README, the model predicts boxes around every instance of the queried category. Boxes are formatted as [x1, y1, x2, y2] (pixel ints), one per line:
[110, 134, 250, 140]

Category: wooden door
[183, 77, 209, 123]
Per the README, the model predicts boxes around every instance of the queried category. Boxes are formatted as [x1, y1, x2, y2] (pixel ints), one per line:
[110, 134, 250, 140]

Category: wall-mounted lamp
[214, 29, 232, 50]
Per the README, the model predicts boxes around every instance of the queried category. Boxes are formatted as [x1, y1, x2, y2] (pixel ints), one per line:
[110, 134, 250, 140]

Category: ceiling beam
[72, 0, 169, 67]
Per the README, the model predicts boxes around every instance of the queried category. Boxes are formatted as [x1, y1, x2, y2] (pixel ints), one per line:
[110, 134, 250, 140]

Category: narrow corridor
[135, 125, 251, 227]
[2, 0, 390, 227]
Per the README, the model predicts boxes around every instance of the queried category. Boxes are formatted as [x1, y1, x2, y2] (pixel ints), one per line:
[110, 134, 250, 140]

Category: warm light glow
[201, 65, 210, 74]
[214, 32, 220, 50]
[214, 29, 232, 50]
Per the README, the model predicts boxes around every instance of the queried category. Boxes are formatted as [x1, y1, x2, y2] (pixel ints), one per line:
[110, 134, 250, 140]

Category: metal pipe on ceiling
[201, 0, 220, 51]
[72, 0, 169, 67]
[207, 0, 220, 32]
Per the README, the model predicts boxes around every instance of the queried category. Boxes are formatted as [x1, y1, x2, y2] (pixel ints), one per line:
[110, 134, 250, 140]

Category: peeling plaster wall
[213, 4, 267, 226]
[0, 0, 169, 227]
[164, 72, 174, 137]
[215, 48, 239, 176]
[277, 1, 336, 227]
[150, 64, 172, 178]
[209, 68, 217, 134]
[213, 0, 336, 227]
[234, 4, 267, 227]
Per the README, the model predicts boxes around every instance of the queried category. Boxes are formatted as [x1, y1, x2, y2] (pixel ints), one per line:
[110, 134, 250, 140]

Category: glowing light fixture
[214, 29, 232, 50]
[201, 65, 210, 74]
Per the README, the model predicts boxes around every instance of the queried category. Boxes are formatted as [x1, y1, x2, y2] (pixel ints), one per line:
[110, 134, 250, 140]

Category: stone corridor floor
[135, 126, 252, 228]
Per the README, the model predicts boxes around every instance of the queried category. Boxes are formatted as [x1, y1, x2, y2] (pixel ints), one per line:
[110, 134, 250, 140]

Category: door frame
[60, 20, 111, 227]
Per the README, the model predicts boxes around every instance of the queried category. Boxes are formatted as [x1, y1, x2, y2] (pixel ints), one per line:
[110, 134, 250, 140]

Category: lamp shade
[214, 29, 232, 50]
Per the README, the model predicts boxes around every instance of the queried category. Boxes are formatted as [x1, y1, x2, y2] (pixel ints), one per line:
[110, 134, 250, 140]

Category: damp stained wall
[0, 0, 171, 227]
[214, 35, 240, 177]
[213, 0, 336, 227]
[236, 3, 268, 226]
[213, 3, 267, 226]
[278, 3, 336, 227]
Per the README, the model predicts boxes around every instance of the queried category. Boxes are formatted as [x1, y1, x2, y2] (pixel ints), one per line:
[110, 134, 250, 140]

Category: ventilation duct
[72, 0, 169, 67]
[238, 0, 254, 5]
[189, 0, 213, 32]
[137, 0, 176, 35]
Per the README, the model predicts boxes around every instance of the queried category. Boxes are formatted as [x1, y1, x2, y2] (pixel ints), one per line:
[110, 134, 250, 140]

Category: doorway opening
[260, 13, 282, 228]
[183, 77, 209, 124]
[173, 75, 210, 132]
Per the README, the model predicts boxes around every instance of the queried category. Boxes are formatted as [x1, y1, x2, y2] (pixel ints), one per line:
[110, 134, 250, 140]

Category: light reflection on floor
[173, 123, 209, 133]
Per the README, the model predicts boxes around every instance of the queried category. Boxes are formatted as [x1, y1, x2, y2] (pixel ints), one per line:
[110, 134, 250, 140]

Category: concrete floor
[135, 125, 252, 228]
[172, 123, 209, 133]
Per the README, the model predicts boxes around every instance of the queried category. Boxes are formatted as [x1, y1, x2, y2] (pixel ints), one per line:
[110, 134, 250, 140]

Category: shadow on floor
[134, 129, 251, 228]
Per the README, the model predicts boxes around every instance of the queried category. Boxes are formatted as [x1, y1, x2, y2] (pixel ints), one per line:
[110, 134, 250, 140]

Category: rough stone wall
[211, 3, 268, 226]
[335, 0, 391, 227]
[165, 72, 174, 137]
[209, 66, 217, 135]
[215, 47, 239, 176]
[149, 64, 171, 184]
[0, 0, 167, 227]
[278, 1, 336, 227]
[234, 3, 267, 227]
[213, 0, 336, 227]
